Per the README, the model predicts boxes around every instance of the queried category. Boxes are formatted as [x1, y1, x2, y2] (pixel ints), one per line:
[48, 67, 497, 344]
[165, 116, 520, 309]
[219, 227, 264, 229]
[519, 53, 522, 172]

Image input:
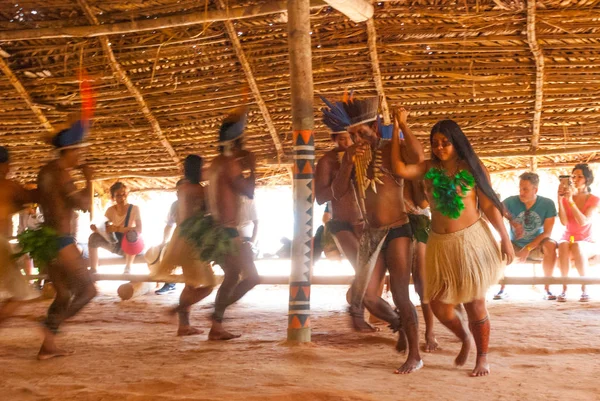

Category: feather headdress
[320, 94, 351, 134]
[219, 106, 249, 145]
[341, 90, 379, 128]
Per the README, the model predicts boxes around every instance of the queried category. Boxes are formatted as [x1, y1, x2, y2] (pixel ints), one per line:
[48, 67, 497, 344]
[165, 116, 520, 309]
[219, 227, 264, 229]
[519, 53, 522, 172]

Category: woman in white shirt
[89, 182, 142, 274]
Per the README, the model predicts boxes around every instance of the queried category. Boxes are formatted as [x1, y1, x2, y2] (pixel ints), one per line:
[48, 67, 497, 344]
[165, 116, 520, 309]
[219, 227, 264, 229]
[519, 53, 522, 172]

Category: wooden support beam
[365, 9, 390, 125]
[216, 0, 285, 164]
[526, 0, 545, 168]
[77, 0, 181, 168]
[0, 57, 54, 133]
[480, 145, 600, 159]
[0, 1, 327, 42]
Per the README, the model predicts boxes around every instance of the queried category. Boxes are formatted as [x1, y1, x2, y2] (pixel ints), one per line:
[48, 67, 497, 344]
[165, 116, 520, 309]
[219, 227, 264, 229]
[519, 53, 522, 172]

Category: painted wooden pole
[287, 0, 315, 343]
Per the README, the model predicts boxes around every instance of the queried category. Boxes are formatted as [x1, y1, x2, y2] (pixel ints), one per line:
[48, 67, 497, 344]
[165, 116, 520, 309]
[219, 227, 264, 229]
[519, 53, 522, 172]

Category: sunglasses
[523, 209, 531, 226]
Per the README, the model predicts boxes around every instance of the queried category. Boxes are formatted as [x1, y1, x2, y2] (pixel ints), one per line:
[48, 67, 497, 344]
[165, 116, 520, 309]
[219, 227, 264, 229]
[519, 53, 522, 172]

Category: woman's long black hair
[184, 154, 203, 184]
[430, 119, 504, 215]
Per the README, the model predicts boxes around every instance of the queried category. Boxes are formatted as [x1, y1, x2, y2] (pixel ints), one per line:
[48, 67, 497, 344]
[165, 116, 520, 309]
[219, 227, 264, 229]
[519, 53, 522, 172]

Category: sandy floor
[1, 281, 600, 401]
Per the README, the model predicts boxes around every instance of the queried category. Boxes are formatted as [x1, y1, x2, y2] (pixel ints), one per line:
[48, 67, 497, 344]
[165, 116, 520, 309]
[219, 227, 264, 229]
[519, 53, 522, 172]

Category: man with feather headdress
[329, 92, 425, 374]
[206, 107, 260, 340]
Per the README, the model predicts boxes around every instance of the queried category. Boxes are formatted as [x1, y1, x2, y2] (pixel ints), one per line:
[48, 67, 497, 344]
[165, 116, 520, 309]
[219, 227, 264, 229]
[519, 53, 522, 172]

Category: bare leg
[210, 238, 244, 340]
[88, 245, 99, 274]
[571, 242, 589, 298]
[386, 237, 422, 374]
[0, 299, 22, 325]
[335, 230, 378, 332]
[173, 284, 213, 336]
[542, 241, 558, 296]
[412, 241, 437, 352]
[39, 244, 96, 360]
[430, 300, 471, 367]
[463, 300, 491, 377]
[224, 243, 259, 306]
[124, 254, 135, 274]
[361, 254, 399, 334]
[557, 242, 570, 295]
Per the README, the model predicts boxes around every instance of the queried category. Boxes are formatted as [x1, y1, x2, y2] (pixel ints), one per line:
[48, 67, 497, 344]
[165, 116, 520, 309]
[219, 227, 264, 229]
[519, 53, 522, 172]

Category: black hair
[430, 120, 504, 214]
[573, 163, 594, 193]
[519, 172, 540, 188]
[110, 181, 127, 199]
[184, 154, 203, 184]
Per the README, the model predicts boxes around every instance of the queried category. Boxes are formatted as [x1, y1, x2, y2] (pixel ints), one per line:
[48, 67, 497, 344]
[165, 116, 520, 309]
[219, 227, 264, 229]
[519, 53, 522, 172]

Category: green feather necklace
[424, 167, 475, 219]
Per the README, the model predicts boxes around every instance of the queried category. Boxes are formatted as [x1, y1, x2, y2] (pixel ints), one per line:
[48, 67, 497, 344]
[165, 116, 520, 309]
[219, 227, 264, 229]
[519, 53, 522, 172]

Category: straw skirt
[152, 227, 216, 288]
[424, 219, 504, 304]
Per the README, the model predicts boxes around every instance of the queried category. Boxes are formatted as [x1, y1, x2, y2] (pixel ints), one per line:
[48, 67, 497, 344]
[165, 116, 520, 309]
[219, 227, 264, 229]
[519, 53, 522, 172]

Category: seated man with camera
[495, 172, 558, 300]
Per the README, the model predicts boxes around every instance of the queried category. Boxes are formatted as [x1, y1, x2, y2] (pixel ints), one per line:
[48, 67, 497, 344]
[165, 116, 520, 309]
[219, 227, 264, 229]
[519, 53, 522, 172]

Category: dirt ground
[1, 282, 599, 401]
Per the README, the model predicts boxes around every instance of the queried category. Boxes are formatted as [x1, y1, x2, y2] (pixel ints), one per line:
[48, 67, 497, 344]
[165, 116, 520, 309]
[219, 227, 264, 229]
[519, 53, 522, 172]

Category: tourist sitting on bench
[89, 182, 143, 274]
[494, 172, 557, 300]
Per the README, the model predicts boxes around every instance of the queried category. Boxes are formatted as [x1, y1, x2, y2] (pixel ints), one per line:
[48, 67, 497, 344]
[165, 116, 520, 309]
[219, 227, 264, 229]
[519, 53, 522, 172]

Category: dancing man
[37, 120, 97, 359]
[206, 108, 260, 340]
[330, 94, 425, 374]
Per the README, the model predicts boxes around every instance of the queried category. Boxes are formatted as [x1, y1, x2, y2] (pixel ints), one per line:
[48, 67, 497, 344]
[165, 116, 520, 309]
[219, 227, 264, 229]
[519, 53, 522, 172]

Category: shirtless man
[334, 101, 424, 374]
[206, 109, 260, 340]
[0, 146, 40, 324]
[159, 155, 216, 336]
[37, 120, 97, 360]
[315, 110, 388, 332]
[404, 180, 438, 352]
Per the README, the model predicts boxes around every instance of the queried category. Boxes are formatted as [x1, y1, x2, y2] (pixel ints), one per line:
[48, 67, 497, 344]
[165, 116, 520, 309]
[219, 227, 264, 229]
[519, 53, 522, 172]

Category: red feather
[79, 69, 95, 122]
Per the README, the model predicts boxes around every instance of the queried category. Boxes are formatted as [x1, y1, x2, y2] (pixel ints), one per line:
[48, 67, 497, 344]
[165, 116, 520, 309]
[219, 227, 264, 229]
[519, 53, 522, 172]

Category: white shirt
[105, 204, 141, 228]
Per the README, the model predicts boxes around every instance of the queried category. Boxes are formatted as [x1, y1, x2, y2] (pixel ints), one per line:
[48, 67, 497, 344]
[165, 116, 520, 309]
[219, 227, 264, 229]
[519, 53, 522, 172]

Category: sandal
[579, 293, 590, 302]
[557, 293, 567, 302]
[493, 291, 508, 300]
[544, 292, 557, 301]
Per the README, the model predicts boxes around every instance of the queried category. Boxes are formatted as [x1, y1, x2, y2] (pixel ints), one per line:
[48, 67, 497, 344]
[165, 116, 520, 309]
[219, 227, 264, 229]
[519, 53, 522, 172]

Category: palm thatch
[1, 0, 600, 191]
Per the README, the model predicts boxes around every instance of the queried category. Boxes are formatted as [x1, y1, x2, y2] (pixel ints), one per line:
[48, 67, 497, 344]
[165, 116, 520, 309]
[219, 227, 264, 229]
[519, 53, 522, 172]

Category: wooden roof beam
[0, 1, 328, 42]
[0, 57, 54, 133]
[526, 0, 545, 169]
[365, 6, 390, 125]
[480, 145, 600, 159]
[216, 0, 285, 164]
[77, 0, 180, 168]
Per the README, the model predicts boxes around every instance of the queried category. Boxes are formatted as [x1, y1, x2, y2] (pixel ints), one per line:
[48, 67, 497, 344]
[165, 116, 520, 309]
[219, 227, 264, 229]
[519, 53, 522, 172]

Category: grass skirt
[424, 219, 504, 304]
[151, 227, 216, 288]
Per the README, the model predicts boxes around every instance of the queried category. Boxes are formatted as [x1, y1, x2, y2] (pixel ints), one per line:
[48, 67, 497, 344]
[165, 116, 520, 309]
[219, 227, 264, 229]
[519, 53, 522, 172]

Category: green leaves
[409, 214, 431, 243]
[424, 167, 475, 220]
[12, 226, 59, 274]
[179, 214, 236, 265]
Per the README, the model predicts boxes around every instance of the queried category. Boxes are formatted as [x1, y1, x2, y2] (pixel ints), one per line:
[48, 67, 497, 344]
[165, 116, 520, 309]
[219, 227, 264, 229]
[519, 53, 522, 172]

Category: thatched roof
[1, 0, 599, 191]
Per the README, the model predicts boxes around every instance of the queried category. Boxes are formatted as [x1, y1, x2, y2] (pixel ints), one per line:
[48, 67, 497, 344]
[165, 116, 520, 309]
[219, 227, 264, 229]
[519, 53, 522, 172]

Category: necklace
[425, 167, 475, 219]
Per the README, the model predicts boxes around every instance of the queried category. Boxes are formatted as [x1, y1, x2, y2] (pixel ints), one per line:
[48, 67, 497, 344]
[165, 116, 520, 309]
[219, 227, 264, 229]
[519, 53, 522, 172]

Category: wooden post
[287, 0, 314, 343]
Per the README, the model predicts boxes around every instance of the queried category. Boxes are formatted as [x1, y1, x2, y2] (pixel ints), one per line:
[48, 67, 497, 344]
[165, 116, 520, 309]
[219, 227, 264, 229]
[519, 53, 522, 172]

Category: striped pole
[287, 0, 314, 342]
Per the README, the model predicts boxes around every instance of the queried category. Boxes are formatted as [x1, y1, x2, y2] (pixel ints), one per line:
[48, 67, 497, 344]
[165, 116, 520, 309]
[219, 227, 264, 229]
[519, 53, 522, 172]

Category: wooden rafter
[365, 8, 390, 125]
[217, 0, 285, 163]
[480, 145, 600, 159]
[0, 1, 327, 42]
[77, 0, 180, 168]
[526, 0, 545, 159]
[0, 57, 54, 133]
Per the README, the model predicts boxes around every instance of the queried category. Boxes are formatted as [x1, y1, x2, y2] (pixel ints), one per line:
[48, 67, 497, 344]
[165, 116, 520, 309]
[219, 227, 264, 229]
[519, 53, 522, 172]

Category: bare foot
[177, 326, 204, 336]
[424, 332, 439, 353]
[471, 355, 490, 377]
[395, 330, 407, 353]
[208, 328, 241, 341]
[351, 316, 379, 333]
[37, 346, 75, 360]
[394, 359, 423, 374]
[454, 337, 471, 367]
